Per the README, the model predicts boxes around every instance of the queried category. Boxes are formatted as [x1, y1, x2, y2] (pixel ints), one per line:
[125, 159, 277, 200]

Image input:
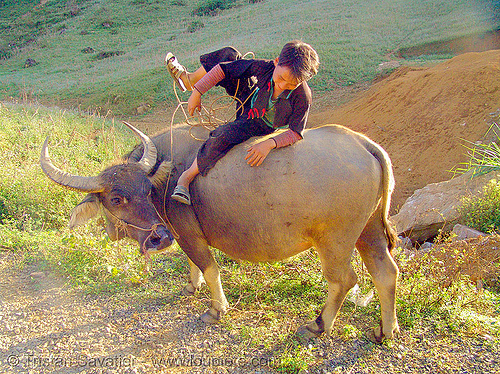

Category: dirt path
[0, 252, 198, 374]
[1, 251, 498, 374]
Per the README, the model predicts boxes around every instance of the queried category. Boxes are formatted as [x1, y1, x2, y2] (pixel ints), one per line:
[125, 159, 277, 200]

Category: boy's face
[273, 58, 302, 91]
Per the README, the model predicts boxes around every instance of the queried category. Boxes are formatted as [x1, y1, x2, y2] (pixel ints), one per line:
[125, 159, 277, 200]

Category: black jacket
[219, 59, 312, 136]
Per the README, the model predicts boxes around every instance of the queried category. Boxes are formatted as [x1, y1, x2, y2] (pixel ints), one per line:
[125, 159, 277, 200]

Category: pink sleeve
[272, 129, 302, 149]
[193, 64, 225, 94]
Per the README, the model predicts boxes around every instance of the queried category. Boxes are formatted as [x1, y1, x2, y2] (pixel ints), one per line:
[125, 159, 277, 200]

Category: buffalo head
[40, 122, 175, 255]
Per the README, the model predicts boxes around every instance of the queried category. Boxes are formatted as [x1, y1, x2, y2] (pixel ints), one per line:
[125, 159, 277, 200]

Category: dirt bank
[309, 49, 500, 210]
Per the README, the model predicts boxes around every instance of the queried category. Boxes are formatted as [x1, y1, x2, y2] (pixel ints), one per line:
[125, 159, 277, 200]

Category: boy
[166, 41, 319, 205]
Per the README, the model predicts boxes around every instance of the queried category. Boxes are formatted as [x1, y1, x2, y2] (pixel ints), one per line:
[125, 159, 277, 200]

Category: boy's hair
[278, 40, 319, 82]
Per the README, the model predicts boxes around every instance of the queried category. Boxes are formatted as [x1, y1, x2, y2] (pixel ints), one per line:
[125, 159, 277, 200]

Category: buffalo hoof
[296, 324, 323, 339]
[181, 283, 197, 296]
[366, 323, 399, 344]
[200, 309, 222, 324]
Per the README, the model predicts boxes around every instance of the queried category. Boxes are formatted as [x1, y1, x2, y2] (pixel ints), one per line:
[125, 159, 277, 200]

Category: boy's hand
[188, 90, 202, 116]
[245, 139, 276, 167]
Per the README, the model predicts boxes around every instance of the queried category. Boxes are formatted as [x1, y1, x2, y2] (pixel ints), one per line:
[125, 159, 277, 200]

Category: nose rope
[103, 205, 176, 256]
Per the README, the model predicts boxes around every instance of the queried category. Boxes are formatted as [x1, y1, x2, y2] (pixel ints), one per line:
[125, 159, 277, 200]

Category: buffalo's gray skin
[43, 123, 399, 342]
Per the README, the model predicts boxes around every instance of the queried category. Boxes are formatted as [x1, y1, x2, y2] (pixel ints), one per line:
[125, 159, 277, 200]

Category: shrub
[454, 121, 500, 177]
[454, 118, 500, 233]
[192, 0, 236, 16]
[459, 180, 500, 233]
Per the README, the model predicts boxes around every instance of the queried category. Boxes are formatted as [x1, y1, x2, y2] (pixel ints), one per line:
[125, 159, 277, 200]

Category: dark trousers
[197, 117, 274, 176]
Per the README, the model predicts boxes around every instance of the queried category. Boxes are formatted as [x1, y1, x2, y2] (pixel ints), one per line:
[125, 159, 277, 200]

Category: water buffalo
[41, 122, 399, 342]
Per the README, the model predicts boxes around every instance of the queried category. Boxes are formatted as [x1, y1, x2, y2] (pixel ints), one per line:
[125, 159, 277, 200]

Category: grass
[454, 120, 500, 176]
[0, 102, 498, 372]
[0, 0, 498, 115]
[0, 102, 142, 292]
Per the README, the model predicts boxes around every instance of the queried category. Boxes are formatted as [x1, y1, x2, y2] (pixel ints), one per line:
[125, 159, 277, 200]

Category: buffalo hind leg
[182, 258, 205, 296]
[297, 243, 357, 338]
[200, 262, 228, 324]
[356, 213, 399, 342]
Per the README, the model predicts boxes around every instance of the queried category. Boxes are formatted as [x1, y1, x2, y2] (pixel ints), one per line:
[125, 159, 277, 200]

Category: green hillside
[0, 0, 498, 115]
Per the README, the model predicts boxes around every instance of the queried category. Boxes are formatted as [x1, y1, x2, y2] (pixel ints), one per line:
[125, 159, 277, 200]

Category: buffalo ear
[69, 193, 101, 228]
[149, 161, 173, 188]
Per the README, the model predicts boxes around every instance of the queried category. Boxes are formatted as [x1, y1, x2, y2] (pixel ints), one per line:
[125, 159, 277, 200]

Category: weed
[340, 323, 361, 340]
[393, 239, 500, 336]
[454, 121, 500, 176]
[274, 340, 315, 373]
[187, 20, 205, 33]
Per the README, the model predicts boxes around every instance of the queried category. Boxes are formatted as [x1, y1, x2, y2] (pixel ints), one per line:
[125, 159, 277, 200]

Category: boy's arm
[245, 139, 276, 167]
[245, 129, 302, 166]
[271, 129, 302, 148]
[193, 64, 225, 94]
[188, 64, 226, 115]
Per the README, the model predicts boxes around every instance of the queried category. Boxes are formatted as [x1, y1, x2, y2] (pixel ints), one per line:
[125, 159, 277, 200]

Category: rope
[171, 79, 257, 141]
[103, 200, 179, 252]
[157, 52, 258, 244]
[170, 50, 257, 140]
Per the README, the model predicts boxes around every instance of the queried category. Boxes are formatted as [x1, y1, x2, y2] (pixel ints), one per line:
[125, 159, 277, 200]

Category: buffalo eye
[110, 197, 121, 206]
[110, 196, 128, 206]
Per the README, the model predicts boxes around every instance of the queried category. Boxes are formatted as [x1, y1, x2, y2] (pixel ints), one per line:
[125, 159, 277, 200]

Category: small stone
[419, 242, 432, 251]
[452, 224, 486, 240]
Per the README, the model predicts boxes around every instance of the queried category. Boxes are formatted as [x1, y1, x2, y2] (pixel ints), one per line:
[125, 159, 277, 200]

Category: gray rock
[391, 171, 500, 243]
[452, 224, 487, 240]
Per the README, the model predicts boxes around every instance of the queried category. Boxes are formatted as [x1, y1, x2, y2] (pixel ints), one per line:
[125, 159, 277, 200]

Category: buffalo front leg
[356, 214, 399, 341]
[178, 237, 229, 324]
[297, 243, 357, 338]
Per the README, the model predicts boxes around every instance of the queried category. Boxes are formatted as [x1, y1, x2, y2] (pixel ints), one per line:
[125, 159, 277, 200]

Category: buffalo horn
[40, 137, 104, 192]
[122, 121, 157, 174]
